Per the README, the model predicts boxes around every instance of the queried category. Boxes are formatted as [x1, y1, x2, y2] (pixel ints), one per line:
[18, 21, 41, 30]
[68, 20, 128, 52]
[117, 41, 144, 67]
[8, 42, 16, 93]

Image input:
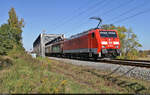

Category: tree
[0, 24, 13, 55]
[124, 28, 142, 59]
[0, 7, 25, 55]
[8, 7, 24, 45]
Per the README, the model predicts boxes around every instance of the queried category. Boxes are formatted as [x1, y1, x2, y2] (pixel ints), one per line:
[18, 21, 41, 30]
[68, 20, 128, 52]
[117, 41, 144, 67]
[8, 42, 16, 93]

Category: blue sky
[0, 0, 150, 51]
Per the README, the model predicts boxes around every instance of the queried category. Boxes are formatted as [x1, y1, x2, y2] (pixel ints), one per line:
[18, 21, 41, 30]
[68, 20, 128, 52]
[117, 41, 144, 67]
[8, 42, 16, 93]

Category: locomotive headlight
[113, 41, 119, 45]
[115, 45, 119, 48]
[102, 45, 105, 48]
[101, 41, 108, 45]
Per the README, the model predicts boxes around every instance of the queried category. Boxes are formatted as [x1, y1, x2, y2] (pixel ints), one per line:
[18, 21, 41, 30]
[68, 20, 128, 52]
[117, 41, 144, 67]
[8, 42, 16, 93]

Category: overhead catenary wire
[53, 0, 108, 33]
[66, 0, 135, 36]
[52, 0, 150, 39]
[105, 0, 150, 23]
[62, 0, 117, 35]
[112, 8, 150, 24]
[51, 0, 92, 30]
[97, 0, 135, 18]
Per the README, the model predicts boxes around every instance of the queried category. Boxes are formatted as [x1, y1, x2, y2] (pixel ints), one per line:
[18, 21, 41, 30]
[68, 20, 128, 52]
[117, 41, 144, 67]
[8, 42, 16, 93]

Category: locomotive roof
[66, 28, 117, 40]
[69, 28, 95, 39]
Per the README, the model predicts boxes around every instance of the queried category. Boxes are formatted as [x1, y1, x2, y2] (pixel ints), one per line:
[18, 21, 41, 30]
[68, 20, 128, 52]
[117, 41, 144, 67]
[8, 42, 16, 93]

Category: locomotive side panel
[88, 31, 99, 54]
[63, 34, 89, 53]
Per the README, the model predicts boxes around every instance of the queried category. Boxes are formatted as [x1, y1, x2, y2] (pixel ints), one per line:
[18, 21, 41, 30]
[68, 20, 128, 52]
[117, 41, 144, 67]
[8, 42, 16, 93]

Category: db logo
[109, 42, 112, 44]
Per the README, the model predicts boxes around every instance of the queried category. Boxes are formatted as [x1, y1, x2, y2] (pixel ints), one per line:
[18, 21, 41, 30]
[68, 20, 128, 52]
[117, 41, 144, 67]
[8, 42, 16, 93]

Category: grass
[0, 52, 95, 93]
[138, 57, 150, 61]
[49, 59, 150, 93]
[0, 51, 150, 93]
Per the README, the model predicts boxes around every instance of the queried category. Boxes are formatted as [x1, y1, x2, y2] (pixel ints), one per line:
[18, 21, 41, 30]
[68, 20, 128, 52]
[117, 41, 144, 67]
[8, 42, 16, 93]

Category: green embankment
[0, 50, 150, 93]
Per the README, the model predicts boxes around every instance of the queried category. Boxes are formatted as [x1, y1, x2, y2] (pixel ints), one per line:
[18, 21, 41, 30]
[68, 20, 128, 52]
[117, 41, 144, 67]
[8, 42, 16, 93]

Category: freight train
[45, 28, 121, 60]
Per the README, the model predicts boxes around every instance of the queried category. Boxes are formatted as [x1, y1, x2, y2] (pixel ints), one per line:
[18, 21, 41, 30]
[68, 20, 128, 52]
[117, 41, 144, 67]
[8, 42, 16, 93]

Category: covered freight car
[45, 37, 64, 57]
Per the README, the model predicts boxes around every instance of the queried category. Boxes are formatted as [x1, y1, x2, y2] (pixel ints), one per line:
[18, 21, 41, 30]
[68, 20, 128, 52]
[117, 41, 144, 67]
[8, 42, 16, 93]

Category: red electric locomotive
[63, 28, 120, 59]
[45, 17, 121, 60]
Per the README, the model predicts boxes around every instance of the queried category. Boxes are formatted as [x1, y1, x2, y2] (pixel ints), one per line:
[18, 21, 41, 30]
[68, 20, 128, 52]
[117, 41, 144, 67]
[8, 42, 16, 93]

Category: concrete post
[41, 33, 45, 58]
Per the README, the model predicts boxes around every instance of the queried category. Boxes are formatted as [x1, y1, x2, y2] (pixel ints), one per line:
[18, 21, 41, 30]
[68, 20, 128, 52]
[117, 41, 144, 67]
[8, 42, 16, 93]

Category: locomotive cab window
[100, 31, 117, 38]
[92, 32, 95, 38]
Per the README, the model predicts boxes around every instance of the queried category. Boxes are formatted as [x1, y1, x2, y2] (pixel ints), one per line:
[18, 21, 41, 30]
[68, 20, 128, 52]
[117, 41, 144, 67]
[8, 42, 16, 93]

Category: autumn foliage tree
[0, 8, 24, 55]
[8, 8, 24, 46]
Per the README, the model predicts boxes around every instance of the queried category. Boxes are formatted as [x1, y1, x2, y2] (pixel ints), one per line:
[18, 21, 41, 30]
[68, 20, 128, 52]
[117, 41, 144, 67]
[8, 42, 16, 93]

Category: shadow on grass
[0, 57, 13, 70]
[83, 66, 147, 93]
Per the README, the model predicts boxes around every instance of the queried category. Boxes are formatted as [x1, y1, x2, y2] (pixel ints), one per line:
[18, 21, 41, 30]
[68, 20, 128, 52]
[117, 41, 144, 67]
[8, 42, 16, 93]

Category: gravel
[49, 57, 150, 81]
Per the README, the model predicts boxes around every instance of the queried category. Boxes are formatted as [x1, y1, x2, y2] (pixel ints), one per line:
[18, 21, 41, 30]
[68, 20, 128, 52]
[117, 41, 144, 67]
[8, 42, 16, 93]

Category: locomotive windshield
[100, 31, 117, 38]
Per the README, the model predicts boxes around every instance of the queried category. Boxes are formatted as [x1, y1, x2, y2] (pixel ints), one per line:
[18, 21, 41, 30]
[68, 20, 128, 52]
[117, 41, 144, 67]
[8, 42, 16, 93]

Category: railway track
[99, 58, 150, 68]
[114, 59, 150, 63]
[48, 56, 150, 68]
[49, 57, 150, 81]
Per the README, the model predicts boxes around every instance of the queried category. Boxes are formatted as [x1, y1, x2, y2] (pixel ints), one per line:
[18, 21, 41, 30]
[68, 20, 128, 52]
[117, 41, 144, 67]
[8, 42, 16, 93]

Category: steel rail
[114, 59, 150, 63]
[99, 59, 150, 68]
